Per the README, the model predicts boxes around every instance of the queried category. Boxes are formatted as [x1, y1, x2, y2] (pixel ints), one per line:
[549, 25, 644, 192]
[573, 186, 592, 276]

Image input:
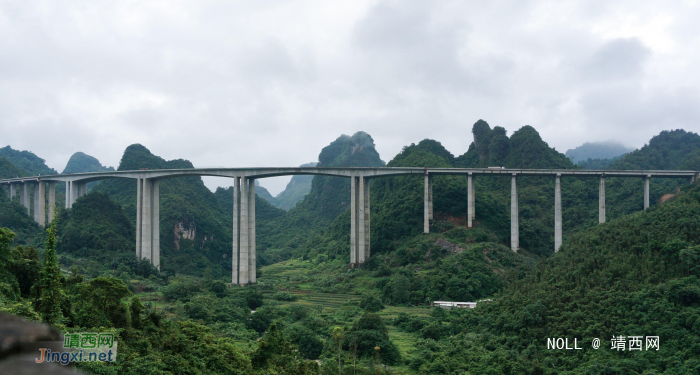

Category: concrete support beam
[510, 174, 519, 252]
[21, 183, 30, 215]
[48, 182, 56, 223]
[424, 174, 430, 233]
[232, 177, 240, 285]
[644, 175, 650, 209]
[68, 181, 79, 207]
[428, 175, 433, 221]
[358, 176, 366, 264]
[140, 179, 152, 264]
[349, 176, 371, 267]
[599, 176, 606, 223]
[152, 180, 160, 270]
[554, 174, 562, 252]
[467, 173, 474, 228]
[135, 178, 160, 270]
[9, 184, 15, 201]
[364, 177, 370, 261]
[249, 178, 256, 283]
[239, 177, 249, 284]
[65, 182, 70, 209]
[135, 179, 142, 257]
[34, 182, 46, 227]
[350, 176, 357, 265]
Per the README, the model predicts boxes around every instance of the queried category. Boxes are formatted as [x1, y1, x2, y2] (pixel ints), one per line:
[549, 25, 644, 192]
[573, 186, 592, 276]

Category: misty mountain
[565, 141, 633, 164]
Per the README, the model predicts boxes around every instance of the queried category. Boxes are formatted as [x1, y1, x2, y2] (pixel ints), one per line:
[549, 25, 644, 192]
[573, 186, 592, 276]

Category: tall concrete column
[140, 179, 152, 263]
[21, 183, 30, 215]
[48, 182, 56, 223]
[358, 176, 366, 264]
[249, 178, 256, 283]
[136, 179, 143, 258]
[69, 181, 79, 207]
[599, 176, 606, 223]
[644, 175, 650, 209]
[350, 176, 357, 265]
[428, 175, 433, 220]
[65, 182, 71, 209]
[152, 180, 160, 270]
[510, 174, 519, 252]
[467, 173, 474, 228]
[554, 174, 562, 252]
[136, 179, 160, 269]
[364, 177, 370, 261]
[9, 183, 15, 201]
[239, 177, 249, 284]
[232, 177, 240, 285]
[424, 174, 430, 233]
[350, 176, 357, 268]
[34, 182, 46, 227]
[80, 183, 88, 197]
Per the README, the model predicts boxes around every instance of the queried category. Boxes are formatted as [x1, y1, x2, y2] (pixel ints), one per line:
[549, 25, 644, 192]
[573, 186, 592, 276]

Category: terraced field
[262, 290, 361, 312]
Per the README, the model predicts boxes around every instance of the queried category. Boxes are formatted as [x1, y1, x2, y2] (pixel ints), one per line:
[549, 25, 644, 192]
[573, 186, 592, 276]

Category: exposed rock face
[434, 238, 467, 255]
[174, 221, 196, 249]
[0, 313, 81, 374]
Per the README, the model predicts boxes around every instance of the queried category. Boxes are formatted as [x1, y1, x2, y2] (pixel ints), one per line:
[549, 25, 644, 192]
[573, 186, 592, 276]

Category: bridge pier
[424, 174, 433, 233]
[9, 183, 15, 201]
[644, 175, 650, 209]
[350, 176, 370, 267]
[554, 174, 562, 252]
[135, 178, 160, 270]
[468, 173, 474, 228]
[599, 176, 606, 223]
[20, 182, 30, 215]
[33, 182, 45, 227]
[48, 182, 56, 223]
[232, 177, 256, 284]
[511, 174, 519, 252]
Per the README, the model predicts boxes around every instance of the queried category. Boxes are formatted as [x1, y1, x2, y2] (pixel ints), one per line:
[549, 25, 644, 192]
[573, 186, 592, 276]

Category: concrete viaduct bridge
[2, 167, 698, 285]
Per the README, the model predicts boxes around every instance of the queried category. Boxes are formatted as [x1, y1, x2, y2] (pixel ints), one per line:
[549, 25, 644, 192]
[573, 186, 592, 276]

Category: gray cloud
[1, 0, 699, 195]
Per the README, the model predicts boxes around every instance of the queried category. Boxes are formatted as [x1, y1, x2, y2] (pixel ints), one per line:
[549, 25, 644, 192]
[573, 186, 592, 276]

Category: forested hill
[274, 162, 317, 210]
[610, 129, 700, 170]
[456, 120, 575, 169]
[62, 151, 114, 174]
[0, 146, 58, 176]
[253, 132, 385, 265]
[297, 122, 697, 264]
[0, 152, 57, 248]
[414, 180, 700, 374]
[88, 144, 281, 277]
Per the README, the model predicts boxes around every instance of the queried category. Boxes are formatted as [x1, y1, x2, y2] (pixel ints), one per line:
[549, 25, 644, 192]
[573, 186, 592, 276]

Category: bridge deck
[0, 167, 697, 184]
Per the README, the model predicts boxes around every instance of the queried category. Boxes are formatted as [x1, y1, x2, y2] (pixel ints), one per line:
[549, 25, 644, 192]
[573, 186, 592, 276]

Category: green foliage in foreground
[411, 182, 700, 374]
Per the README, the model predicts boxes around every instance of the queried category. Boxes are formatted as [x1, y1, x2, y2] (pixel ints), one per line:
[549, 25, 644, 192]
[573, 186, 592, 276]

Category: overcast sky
[2, 1, 700, 195]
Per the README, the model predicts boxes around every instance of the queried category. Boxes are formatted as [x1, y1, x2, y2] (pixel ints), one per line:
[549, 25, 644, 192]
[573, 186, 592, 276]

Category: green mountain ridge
[62, 151, 115, 174]
[2, 124, 700, 374]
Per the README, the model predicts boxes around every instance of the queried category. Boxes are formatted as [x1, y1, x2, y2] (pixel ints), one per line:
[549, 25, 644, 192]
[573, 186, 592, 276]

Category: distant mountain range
[565, 141, 633, 164]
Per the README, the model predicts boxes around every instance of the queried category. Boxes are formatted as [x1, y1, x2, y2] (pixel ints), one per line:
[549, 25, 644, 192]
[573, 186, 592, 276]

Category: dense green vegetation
[63, 151, 114, 174]
[2, 124, 700, 374]
[0, 145, 58, 176]
[253, 131, 386, 265]
[92, 144, 239, 278]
